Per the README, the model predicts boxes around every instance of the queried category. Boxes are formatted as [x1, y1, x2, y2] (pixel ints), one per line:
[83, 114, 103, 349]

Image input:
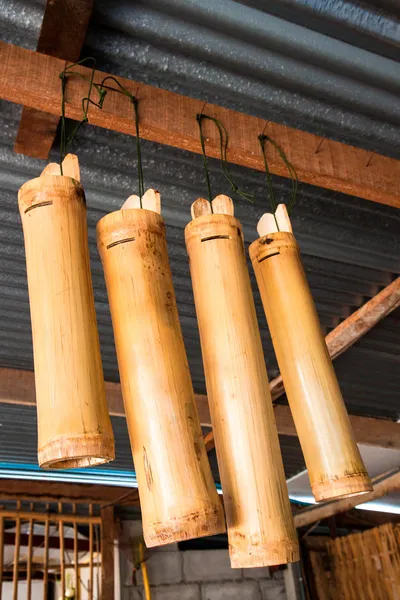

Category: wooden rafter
[1, 366, 399, 450]
[1, 42, 400, 207]
[0, 479, 139, 506]
[14, 0, 94, 159]
[294, 469, 400, 528]
[270, 275, 400, 402]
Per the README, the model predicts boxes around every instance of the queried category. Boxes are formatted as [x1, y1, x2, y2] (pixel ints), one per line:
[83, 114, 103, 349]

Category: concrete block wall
[119, 521, 288, 600]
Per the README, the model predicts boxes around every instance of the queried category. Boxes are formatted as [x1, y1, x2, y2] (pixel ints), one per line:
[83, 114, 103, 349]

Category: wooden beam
[0, 478, 139, 506]
[294, 469, 400, 528]
[2, 42, 400, 208]
[101, 506, 115, 600]
[14, 0, 94, 159]
[1, 367, 399, 449]
[270, 276, 400, 402]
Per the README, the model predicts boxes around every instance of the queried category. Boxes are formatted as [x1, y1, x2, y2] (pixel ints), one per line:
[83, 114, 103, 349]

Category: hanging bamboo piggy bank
[249, 205, 372, 502]
[185, 195, 298, 568]
[18, 155, 115, 469]
[97, 189, 225, 547]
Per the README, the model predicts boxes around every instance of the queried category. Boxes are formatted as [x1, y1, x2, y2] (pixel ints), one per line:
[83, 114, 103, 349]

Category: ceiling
[0, 0, 399, 488]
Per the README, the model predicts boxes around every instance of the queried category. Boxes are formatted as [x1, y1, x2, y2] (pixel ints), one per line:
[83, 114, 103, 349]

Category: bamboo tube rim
[313, 473, 372, 503]
[18, 175, 85, 212]
[38, 432, 115, 470]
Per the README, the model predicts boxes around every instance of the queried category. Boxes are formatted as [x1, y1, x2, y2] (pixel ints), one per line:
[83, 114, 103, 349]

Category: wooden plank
[270, 276, 400, 402]
[0, 478, 139, 505]
[1, 42, 400, 208]
[0, 367, 399, 449]
[0, 509, 101, 525]
[101, 506, 114, 600]
[14, 0, 94, 159]
[294, 469, 400, 528]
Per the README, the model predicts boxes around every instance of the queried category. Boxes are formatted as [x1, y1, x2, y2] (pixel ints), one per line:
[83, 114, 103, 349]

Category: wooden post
[101, 506, 114, 600]
[185, 197, 298, 568]
[18, 169, 115, 468]
[43, 506, 49, 600]
[26, 518, 34, 600]
[13, 512, 21, 600]
[0, 517, 3, 600]
[58, 502, 65, 600]
[97, 202, 225, 547]
[249, 210, 372, 502]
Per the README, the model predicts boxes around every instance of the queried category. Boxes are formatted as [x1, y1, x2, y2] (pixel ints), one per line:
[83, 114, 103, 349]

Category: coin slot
[24, 201, 53, 214]
[107, 237, 136, 249]
[258, 250, 280, 263]
[201, 235, 232, 243]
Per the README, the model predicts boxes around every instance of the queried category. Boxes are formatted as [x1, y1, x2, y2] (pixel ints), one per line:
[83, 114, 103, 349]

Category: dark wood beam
[2, 42, 400, 208]
[0, 479, 139, 507]
[101, 506, 115, 600]
[14, 0, 94, 159]
[0, 367, 399, 450]
[270, 276, 400, 402]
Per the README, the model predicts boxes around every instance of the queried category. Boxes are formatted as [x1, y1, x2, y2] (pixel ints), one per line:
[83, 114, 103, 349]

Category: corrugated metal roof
[0, 0, 399, 484]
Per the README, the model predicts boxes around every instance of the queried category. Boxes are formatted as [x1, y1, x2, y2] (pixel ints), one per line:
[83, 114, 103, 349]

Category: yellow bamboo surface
[18, 175, 115, 469]
[97, 208, 225, 547]
[249, 231, 372, 501]
[185, 203, 298, 568]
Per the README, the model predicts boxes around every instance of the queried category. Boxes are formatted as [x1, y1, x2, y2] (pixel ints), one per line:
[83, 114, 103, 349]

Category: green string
[258, 133, 298, 215]
[59, 62, 145, 203]
[196, 113, 254, 208]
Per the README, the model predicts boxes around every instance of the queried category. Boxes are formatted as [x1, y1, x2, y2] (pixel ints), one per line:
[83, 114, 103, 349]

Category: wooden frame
[1, 41, 400, 208]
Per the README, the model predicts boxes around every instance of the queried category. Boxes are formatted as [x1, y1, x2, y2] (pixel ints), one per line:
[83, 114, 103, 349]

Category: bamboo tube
[184, 196, 298, 568]
[249, 205, 372, 502]
[97, 192, 225, 547]
[18, 158, 115, 469]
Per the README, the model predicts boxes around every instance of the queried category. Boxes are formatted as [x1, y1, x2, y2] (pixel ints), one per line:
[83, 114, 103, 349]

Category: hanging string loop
[258, 133, 298, 215]
[196, 113, 254, 207]
[59, 61, 145, 203]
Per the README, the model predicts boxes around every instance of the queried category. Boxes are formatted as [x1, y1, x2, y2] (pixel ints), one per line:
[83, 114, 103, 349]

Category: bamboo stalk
[43, 506, 49, 600]
[97, 200, 225, 547]
[26, 518, 34, 600]
[0, 517, 3, 600]
[13, 511, 21, 600]
[185, 197, 298, 568]
[250, 210, 372, 502]
[89, 504, 93, 600]
[18, 166, 115, 469]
